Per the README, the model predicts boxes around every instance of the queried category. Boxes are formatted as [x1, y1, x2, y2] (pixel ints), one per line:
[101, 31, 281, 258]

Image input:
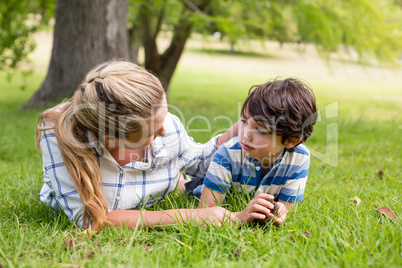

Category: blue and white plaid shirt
[39, 112, 219, 225]
[203, 137, 310, 203]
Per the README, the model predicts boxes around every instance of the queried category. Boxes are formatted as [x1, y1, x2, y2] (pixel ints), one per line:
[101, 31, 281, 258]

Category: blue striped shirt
[203, 137, 310, 202]
[39, 112, 219, 225]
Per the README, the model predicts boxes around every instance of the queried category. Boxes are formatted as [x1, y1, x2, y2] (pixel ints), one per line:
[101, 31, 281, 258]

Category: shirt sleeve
[39, 129, 84, 226]
[202, 145, 233, 194]
[277, 153, 310, 203]
[169, 115, 221, 178]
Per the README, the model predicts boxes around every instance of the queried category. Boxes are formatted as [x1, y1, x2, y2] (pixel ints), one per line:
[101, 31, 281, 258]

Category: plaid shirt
[39, 113, 219, 225]
[203, 137, 310, 203]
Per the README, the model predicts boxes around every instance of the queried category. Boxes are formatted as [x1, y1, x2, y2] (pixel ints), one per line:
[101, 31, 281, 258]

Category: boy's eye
[240, 119, 248, 125]
[256, 128, 269, 135]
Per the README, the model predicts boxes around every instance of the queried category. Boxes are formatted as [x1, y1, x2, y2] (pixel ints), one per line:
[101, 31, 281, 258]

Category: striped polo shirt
[203, 136, 310, 203]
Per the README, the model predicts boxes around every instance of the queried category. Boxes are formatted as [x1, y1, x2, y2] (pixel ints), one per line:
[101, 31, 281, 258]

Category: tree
[22, 0, 129, 109]
[13, 0, 402, 108]
[127, 0, 213, 89]
[128, 0, 401, 94]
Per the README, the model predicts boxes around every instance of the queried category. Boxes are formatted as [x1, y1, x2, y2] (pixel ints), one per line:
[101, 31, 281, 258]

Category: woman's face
[105, 97, 168, 150]
[125, 98, 168, 149]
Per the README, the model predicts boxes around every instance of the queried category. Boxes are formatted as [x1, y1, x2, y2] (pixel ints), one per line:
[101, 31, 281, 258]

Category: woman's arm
[215, 120, 240, 149]
[39, 129, 86, 224]
[107, 207, 236, 228]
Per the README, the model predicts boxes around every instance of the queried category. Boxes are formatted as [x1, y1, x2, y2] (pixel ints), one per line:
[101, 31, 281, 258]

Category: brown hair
[36, 60, 165, 231]
[241, 78, 317, 150]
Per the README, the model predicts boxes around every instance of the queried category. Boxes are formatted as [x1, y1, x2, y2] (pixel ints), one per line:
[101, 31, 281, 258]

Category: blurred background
[1, 0, 401, 109]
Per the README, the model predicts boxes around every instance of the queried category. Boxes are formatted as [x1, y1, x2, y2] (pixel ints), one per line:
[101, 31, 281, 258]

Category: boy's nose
[242, 127, 252, 140]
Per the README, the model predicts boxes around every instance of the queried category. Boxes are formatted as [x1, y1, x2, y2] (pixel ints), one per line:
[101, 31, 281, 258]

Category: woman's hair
[241, 78, 317, 150]
[36, 60, 165, 231]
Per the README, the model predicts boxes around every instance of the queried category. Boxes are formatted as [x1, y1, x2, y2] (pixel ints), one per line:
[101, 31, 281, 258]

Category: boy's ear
[284, 137, 302, 149]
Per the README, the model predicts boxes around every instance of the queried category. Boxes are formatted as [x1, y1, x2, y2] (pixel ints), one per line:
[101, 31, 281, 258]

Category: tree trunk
[137, 0, 212, 93]
[128, 25, 141, 65]
[23, 0, 129, 109]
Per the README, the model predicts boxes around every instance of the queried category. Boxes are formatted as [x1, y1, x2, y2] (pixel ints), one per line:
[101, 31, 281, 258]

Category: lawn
[0, 36, 401, 267]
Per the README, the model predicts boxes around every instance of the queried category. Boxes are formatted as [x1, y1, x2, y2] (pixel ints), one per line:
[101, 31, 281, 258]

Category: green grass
[0, 50, 401, 267]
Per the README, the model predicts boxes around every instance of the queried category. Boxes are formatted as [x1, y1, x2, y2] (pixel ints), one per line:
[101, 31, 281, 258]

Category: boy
[197, 78, 317, 225]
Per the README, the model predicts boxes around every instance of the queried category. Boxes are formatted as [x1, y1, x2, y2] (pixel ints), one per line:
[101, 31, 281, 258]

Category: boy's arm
[198, 186, 226, 208]
[268, 147, 310, 225]
[197, 142, 234, 208]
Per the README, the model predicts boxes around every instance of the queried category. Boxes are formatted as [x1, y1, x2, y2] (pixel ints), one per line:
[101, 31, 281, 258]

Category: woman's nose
[156, 125, 166, 137]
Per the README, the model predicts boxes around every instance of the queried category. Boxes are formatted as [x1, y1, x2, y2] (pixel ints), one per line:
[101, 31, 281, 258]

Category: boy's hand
[262, 201, 288, 226]
[235, 193, 275, 224]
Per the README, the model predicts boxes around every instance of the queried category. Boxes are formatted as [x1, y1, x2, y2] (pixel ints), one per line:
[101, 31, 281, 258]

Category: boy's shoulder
[219, 136, 242, 151]
[292, 144, 310, 156]
[213, 136, 243, 163]
[282, 144, 310, 166]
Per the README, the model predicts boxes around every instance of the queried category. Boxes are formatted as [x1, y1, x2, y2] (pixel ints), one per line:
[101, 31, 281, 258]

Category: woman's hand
[216, 120, 240, 148]
[193, 207, 237, 226]
[234, 193, 275, 224]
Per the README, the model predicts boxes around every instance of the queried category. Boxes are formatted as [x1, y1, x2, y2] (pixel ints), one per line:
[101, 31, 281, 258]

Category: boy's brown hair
[241, 78, 317, 150]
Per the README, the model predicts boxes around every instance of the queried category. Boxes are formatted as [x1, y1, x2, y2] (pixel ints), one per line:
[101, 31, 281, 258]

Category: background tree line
[0, 0, 401, 108]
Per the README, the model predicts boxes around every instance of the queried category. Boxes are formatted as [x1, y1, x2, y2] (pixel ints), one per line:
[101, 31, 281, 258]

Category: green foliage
[294, 0, 402, 63]
[190, 0, 402, 62]
[0, 0, 54, 73]
[126, 0, 402, 65]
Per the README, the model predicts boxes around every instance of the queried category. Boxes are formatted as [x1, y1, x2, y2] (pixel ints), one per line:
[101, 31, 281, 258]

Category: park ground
[0, 32, 401, 267]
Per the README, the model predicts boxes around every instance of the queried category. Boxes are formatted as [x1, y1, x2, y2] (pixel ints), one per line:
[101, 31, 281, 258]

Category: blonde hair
[36, 60, 165, 231]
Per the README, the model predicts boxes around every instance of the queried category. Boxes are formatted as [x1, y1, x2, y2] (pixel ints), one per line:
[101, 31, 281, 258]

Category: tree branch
[139, 2, 160, 70]
[154, 0, 166, 36]
[181, 0, 203, 14]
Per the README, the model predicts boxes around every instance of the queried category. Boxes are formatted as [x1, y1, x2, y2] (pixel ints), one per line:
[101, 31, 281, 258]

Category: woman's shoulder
[38, 102, 71, 129]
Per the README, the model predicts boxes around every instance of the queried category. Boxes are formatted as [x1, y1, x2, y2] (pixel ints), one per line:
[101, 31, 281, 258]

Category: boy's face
[238, 115, 286, 166]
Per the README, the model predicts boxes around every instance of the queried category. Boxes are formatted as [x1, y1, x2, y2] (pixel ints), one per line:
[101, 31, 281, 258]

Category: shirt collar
[150, 136, 167, 158]
[87, 131, 105, 156]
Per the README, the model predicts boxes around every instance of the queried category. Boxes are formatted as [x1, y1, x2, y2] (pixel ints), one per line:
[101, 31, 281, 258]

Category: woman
[37, 60, 236, 231]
